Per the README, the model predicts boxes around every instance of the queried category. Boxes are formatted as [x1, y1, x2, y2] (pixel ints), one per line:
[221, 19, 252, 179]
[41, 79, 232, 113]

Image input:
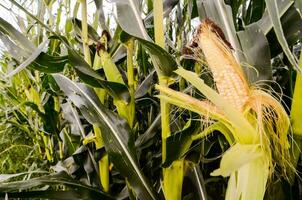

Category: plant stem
[42, 133, 53, 162]
[81, 0, 109, 191]
[73, 1, 80, 17]
[127, 39, 135, 91]
[153, 0, 165, 48]
[153, 1, 184, 200]
[153, 0, 170, 163]
[94, 126, 110, 192]
[159, 82, 171, 161]
[126, 39, 135, 128]
[59, 140, 64, 159]
[80, 0, 91, 65]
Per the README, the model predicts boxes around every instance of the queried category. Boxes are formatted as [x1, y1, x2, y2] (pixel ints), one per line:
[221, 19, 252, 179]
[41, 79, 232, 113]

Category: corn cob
[195, 19, 250, 109]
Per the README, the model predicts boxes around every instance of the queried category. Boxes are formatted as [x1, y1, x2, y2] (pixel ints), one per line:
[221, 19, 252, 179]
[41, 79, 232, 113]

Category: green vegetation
[0, 0, 302, 199]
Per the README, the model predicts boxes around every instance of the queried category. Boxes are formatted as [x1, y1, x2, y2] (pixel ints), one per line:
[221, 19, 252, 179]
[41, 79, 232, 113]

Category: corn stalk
[80, 0, 109, 191]
[153, 0, 184, 199]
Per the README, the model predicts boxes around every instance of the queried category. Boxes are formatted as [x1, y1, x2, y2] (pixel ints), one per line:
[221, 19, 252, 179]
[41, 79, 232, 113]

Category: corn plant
[0, 0, 302, 200]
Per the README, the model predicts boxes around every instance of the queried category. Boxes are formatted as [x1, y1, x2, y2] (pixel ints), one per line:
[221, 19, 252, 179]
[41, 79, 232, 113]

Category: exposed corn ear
[156, 19, 292, 200]
[196, 19, 250, 109]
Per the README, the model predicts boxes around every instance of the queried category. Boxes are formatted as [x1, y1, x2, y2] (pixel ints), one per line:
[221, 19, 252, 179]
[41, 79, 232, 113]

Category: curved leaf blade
[6, 39, 49, 77]
[258, 0, 293, 35]
[109, 0, 150, 40]
[0, 172, 113, 200]
[30, 53, 68, 73]
[0, 16, 35, 52]
[237, 23, 272, 83]
[185, 165, 208, 200]
[120, 31, 177, 76]
[71, 18, 100, 42]
[265, 0, 301, 73]
[53, 75, 158, 200]
[68, 49, 130, 103]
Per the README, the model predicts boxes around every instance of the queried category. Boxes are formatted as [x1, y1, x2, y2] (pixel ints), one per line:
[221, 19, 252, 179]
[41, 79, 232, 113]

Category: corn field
[0, 0, 302, 199]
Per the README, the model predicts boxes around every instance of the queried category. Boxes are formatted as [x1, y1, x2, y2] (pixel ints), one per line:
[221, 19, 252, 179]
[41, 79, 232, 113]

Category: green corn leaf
[258, 0, 294, 35]
[53, 75, 158, 200]
[120, 31, 177, 76]
[0, 17, 35, 52]
[30, 53, 68, 73]
[163, 121, 196, 167]
[237, 23, 272, 83]
[6, 39, 49, 77]
[112, 1, 177, 76]
[109, 0, 150, 40]
[68, 49, 130, 103]
[265, 0, 301, 73]
[0, 32, 28, 58]
[71, 18, 100, 42]
[185, 165, 207, 200]
[0, 171, 113, 200]
[93, 0, 109, 32]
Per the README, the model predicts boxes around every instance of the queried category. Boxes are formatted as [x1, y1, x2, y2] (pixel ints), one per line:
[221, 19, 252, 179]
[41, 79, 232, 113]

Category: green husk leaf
[175, 68, 258, 143]
[211, 143, 265, 177]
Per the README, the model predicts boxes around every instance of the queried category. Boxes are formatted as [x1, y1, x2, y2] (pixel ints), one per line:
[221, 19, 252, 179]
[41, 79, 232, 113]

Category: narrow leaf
[120, 31, 177, 76]
[53, 75, 158, 200]
[31, 53, 68, 73]
[0, 33, 28, 58]
[0, 16, 35, 52]
[265, 0, 301, 73]
[258, 0, 293, 35]
[0, 172, 113, 199]
[237, 23, 272, 83]
[109, 0, 150, 40]
[68, 49, 130, 102]
[6, 39, 49, 77]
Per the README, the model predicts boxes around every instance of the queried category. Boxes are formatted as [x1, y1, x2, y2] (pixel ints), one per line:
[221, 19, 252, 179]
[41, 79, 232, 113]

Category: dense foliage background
[0, 0, 302, 199]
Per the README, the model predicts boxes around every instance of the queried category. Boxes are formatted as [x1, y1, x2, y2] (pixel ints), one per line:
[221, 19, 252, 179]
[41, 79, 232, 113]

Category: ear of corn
[197, 20, 250, 109]
[156, 19, 292, 200]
